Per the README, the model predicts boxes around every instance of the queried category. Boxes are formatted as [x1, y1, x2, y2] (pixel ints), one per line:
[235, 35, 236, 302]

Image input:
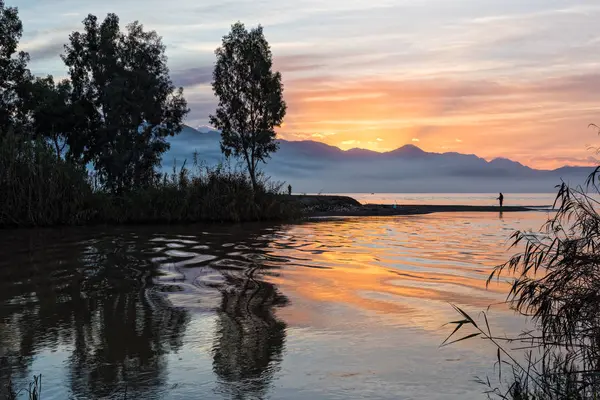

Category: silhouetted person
[287, 184, 292, 196]
[497, 193, 504, 207]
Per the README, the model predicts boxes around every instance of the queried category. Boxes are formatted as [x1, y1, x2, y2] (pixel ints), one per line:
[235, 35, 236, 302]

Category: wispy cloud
[170, 66, 214, 88]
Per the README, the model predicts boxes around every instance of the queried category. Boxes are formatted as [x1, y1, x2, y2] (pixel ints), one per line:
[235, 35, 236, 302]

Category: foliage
[62, 13, 189, 192]
[0, 0, 32, 134]
[210, 21, 286, 191]
[0, 3, 295, 227]
[0, 130, 94, 227]
[94, 155, 299, 224]
[24, 76, 75, 158]
[0, 134, 298, 228]
[444, 128, 600, 399]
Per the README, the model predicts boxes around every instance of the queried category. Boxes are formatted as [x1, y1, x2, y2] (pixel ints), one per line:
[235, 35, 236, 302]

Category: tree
[210, 22, 287, 192]
[61, 13, 189, 192]
[0, 0, 32, 134]
[25, 76, 76, 159]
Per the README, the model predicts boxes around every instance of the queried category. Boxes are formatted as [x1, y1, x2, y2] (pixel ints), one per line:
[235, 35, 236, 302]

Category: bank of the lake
[291, 194, 546, 218]
[2, 185, 546, 229]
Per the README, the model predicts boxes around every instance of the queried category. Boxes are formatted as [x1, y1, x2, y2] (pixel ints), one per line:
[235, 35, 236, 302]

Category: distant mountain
[387, 144, 427, 158]
[163, 125, 594, 193]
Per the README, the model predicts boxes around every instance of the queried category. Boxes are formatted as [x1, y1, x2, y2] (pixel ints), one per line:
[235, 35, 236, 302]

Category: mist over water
[0, 207, 549, 399]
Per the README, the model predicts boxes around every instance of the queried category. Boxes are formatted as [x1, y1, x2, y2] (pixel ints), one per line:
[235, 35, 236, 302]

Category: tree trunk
[249, 166, 257, 194]
[53, 136, 61, 162]
[243, 149, 257, 194]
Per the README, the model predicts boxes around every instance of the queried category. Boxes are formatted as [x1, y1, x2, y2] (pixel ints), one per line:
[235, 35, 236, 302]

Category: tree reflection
[212, 268, 288, 400]
[0, 224, 292, 400]
[0, 228, 190, 399]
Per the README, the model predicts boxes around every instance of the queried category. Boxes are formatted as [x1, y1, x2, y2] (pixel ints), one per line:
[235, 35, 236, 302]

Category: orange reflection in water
[265, 213, 547, 332]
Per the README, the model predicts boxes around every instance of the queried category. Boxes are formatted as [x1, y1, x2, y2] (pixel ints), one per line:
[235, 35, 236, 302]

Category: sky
[14, 0, 600, 169]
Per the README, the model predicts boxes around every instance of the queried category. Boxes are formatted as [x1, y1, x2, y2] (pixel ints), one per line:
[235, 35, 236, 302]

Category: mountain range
[162, 125, 594, 193]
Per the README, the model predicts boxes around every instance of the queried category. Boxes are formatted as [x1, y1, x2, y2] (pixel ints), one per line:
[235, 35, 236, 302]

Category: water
[0, 210, 550, 399]
[324, 193, 558, 207]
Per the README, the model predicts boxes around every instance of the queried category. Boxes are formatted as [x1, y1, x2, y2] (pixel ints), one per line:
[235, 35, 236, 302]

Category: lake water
[325, 193, 558, 207]
[0, 209, 551, 399]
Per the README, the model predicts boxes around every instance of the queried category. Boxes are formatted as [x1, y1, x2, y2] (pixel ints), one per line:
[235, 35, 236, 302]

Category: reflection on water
[212, 272, 287, 399]
[0, 229, 190, 399]
[0, 212, 548, 399]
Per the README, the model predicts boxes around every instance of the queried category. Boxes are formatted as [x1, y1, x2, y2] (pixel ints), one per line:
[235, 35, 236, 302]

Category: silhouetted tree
[25, 76, 76, 159]
[0, 0, 32, 134]
[62, 13, 189, 192]
[210, 22, 286, 192]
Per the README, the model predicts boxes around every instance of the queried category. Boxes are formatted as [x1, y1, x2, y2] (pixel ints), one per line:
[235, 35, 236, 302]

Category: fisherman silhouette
[497, 192, 504, 207]
[288, 184, 292, 196]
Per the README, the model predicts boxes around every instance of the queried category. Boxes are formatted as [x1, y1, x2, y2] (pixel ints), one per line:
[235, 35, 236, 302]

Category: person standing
[497, 192, 504, 207]
[288, 184, 292, 196]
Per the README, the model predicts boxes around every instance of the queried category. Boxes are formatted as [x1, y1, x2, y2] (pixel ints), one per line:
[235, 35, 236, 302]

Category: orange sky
[276, 72, 600, 170]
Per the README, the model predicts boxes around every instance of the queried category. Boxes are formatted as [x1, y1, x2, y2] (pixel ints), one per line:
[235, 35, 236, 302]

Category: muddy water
[0, 212, 547, 399]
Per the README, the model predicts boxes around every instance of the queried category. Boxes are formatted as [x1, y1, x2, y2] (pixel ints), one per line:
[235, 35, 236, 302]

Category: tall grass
[3, 375, 41, 400]
[0, 132, 93, 227]
[95, 155, 300, 224]
[0, 133, 299, 228]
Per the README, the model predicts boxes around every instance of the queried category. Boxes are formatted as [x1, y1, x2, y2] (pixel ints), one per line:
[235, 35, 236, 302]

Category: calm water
[326, 193, 558, 207]
[0, 210, 550, 399]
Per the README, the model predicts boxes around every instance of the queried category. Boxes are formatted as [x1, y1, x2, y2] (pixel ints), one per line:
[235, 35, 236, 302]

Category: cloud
[376, 138, 383, 142]
[20, 39, 65, 62]
[412, 138, 420, 142]
[455, 139, 462, 142]
[528, 154, 600, 168]
[182, 99, 216, 126]
[341, 140, 360, 145]
[171, 66, 214, 88]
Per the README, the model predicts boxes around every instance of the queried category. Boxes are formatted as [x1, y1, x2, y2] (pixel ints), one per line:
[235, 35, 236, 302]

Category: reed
[444, 129, 600, 399]
[0, 131, 93, 227]
[3, 375, 41, 400]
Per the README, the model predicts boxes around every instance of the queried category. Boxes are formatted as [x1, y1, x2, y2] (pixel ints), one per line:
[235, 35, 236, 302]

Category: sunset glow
[17, 0, 600, 169]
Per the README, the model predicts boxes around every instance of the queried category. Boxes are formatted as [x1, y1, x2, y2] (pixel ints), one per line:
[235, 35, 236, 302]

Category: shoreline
[290, 195, 551, 218]
[306, 204, 547, 218]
